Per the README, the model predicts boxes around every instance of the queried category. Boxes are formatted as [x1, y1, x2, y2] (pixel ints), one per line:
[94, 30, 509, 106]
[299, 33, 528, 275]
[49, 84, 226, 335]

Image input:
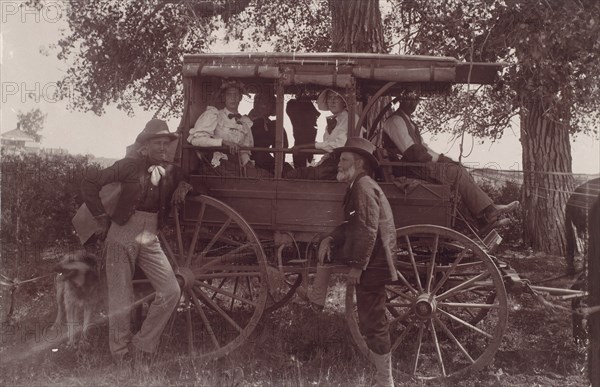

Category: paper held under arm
[71, 182, 122, 245]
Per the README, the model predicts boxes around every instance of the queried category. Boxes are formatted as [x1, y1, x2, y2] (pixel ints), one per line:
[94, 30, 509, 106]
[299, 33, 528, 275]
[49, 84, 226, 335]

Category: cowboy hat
[135, 119, 179, 144]
[334, 137, 379, 168]
[316, 89, 347, 111]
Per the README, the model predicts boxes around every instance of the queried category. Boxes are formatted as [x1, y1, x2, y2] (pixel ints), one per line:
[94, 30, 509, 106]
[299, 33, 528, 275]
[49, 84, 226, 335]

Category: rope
[0, 273, 54, 288]
[1, 272, 55, 324]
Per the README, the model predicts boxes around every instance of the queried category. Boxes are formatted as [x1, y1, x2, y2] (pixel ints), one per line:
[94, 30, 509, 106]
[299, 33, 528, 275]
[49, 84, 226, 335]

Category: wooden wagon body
[154, 52, 523, 380]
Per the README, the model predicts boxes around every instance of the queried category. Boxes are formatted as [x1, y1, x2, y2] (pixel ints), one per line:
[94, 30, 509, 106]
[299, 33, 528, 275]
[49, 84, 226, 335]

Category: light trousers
[104, 211, 180, 359]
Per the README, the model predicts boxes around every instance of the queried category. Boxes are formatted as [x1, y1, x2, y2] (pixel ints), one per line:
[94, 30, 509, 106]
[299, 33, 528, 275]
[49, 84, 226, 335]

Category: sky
[1, 2, 599, 175]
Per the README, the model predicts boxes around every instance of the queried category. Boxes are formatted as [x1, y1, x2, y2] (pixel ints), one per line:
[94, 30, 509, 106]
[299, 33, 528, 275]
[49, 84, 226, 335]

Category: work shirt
[382, 110, 439, 162]
[316, 110, 364, 153]
[188, 106, 254, 166]
[81, 156, 183, 230]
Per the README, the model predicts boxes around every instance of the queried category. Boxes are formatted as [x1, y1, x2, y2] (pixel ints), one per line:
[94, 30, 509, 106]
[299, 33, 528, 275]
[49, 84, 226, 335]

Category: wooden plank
[184, 176, 452, 236]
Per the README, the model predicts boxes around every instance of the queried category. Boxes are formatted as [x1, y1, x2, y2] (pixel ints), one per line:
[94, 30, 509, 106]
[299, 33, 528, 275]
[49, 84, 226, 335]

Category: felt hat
[316, 89, 347, 111]
[334, 137, 379, 168]
[135, 119, 179, 144]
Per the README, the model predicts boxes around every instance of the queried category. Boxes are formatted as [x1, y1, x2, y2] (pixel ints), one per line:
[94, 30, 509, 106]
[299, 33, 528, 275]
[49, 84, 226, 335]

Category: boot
[371, 352, 394, 387]
[297, 265, 332, 311]
[481, 201, 519, 223]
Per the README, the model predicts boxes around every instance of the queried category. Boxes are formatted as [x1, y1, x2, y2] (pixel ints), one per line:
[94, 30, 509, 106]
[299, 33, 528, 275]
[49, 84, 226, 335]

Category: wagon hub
[175, 267, 196, 290]
[413, 293, 436, 319]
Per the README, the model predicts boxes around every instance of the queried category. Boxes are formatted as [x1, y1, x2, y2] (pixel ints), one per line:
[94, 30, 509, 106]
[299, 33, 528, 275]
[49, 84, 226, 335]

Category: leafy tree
[16, 108, 46, 142]
[35, 0, 600, 253]
[384, 0, 600, 253]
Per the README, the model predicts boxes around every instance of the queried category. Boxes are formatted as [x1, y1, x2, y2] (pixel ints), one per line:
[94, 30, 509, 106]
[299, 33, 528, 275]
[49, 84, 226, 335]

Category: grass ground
[0, 249, 589, 386]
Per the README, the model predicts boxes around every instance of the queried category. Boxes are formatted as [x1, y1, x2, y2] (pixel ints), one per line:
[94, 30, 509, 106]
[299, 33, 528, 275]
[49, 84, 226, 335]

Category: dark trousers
[356, 282, 391, 355]
[284, 154, 338, 180]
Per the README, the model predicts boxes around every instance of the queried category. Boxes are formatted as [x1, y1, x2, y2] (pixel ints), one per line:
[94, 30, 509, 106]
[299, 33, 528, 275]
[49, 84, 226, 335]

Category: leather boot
[371, 351, 394, 387]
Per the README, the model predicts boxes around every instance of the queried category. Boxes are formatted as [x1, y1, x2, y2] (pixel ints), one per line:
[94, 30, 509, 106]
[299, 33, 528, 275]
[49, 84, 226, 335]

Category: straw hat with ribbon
[316, 88, 347, 111]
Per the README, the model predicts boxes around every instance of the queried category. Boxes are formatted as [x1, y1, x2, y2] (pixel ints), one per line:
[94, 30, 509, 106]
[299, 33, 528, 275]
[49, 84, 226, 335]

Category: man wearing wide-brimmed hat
[187, 79, 270, 177]
[301, 137, 397, 386]
[81, 119, 193, 365]
[285, 88, 364, 180]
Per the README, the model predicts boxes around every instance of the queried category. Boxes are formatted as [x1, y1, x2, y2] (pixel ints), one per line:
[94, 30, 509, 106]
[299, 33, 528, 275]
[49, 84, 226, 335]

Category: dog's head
[56, 251, 100, 288]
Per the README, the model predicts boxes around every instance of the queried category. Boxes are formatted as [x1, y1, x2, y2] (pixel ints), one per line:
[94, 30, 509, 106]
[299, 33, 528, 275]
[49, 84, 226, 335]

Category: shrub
[0, 151, 99, 278]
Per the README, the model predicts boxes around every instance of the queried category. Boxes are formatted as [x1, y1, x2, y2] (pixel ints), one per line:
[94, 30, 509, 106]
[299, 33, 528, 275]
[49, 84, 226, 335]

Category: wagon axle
[413, 293, 436, 319]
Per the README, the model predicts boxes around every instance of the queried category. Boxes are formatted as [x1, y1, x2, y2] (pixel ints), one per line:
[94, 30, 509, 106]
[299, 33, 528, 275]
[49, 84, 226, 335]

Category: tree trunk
[329, 0, 386, 134]
[329, 0, 384, 53]
[589, 195, 600, 386]
[520, 99, 574, 254]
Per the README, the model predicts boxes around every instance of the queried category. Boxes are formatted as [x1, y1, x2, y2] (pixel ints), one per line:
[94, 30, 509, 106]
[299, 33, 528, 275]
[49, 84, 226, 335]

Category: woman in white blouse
[285, 89, 363, 180]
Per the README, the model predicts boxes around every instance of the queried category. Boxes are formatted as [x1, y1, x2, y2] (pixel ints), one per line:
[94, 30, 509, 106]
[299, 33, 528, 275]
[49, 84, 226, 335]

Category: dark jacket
[81, 156, 184, 230]
[330, 173, 398, 285]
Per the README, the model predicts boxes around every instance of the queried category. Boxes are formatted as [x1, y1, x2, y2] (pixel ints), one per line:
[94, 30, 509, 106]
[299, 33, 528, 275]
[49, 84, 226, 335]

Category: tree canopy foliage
[387, 0, 600, 140]
[44, 0, 599, 142]
[16, 108, 46, 142]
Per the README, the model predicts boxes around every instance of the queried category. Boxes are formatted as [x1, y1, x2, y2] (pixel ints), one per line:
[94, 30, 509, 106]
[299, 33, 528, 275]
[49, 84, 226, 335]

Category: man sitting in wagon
[285, 88, 364, 180]
[382, 95, 519, 230]
[187, 79, 271, 178]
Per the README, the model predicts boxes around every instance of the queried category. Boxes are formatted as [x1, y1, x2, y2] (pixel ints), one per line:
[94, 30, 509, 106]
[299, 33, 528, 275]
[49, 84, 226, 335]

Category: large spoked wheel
[346, 225, 508, 381]
[159, 195, 268, 360]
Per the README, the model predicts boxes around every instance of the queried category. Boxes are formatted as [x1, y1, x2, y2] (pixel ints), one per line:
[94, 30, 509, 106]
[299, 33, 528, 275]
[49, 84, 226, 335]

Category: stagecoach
[146, 52, 587, 380]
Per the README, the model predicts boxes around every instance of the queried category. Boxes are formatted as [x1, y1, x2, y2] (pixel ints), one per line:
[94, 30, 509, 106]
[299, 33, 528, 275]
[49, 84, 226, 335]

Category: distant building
[1, 124, 41, 154]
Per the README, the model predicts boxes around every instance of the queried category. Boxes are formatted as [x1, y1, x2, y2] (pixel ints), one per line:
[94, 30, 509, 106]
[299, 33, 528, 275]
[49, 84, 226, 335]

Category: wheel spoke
[404, 235, 423, 292]
[393, 270, 419, 296]
[188, 288, 221, 350]
[230, 277, 240, 311]
[430, 247, 469, 295]
[434, 315, 475, 364]
[195, 280, 259, 308]
[426, 234, 439, 293]
[436, 272, 490, 302]
[194, 286, 243, 332]
[429, 320, 446, 377]
[412, 322, 425, 375]
[186, 307, 193, 353]
[386, 284, 416, 303]
[186, 202, 206, 267]
[159, 231, 180, 270]
[391, 324, 412, 352]
[438, 309, 493, 339]
[201, 218, 233, 258]
[438, 301, 499, 310]
[388, 309, 412, 328]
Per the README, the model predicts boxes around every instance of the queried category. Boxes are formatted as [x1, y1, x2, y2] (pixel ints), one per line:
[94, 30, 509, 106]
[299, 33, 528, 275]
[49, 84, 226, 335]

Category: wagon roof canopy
[183, 52, 503, 87]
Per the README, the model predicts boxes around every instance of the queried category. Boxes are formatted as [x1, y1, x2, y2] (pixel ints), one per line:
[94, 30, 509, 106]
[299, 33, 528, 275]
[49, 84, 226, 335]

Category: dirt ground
[0, 248, 591, 386]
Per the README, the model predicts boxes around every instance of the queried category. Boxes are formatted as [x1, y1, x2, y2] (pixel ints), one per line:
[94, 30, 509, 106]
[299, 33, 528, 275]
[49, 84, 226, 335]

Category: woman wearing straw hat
[187, 79, 270, 178]
[285, 88, 364, 180]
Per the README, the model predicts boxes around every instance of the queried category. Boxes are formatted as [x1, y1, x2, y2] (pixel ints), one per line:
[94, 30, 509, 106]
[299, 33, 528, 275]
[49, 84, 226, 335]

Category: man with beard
[302, 137, 397, 387]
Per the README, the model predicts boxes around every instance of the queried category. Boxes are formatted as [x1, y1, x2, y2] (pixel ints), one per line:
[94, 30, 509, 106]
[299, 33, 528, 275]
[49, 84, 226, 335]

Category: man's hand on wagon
[171, 181, 193, 207]
[317, 236, 333, 264]
[347, 268, 362, 285]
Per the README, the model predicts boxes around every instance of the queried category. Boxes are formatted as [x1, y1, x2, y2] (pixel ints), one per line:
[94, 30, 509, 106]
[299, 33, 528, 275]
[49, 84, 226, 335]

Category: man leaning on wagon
[81, 119, 193, 366]
[304, 137, 397, 387]
[382, 95, 519, 230]
[187, 79, 271, 178]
